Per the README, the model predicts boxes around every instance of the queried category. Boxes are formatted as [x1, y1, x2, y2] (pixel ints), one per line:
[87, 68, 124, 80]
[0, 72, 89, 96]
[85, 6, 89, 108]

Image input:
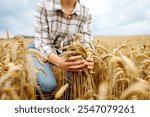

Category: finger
[86, 58, 93, 62]
[67, 64, 85, 70]
[67, 55, 82, 61]
[68, 69, 82, 72]
[65, 60, 86, 66]
[84, 61, 94, 66]
[87, 66, 94, 70]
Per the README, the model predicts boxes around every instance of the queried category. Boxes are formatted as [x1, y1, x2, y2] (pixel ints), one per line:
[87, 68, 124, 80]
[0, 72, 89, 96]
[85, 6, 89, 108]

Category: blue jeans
[28, 41, 57, 93]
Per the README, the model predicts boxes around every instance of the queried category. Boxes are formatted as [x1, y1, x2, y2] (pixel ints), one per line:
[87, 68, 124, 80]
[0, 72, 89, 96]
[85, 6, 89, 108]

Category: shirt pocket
[47, 15, 59, 33]
[49, 17, 61, 33]
[49, 32, 59, 45]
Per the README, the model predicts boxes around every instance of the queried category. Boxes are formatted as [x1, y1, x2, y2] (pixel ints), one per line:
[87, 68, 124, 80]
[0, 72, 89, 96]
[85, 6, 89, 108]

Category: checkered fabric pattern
[34, 0, 93, 57]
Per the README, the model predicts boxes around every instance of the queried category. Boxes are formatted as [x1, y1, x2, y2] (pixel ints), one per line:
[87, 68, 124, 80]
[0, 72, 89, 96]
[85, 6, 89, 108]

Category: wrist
[56, 59, 64, 68]
[48, 52, 64, 68]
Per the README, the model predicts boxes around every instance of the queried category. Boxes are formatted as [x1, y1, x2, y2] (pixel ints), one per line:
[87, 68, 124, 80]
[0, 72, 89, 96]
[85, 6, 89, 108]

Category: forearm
[80, 12, 93, 48]
[48, 53, 63, 67]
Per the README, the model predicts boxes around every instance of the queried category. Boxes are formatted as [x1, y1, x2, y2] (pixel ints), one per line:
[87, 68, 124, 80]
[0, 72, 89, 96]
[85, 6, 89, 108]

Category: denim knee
[39, 79, 57, 93]
[28, 40, 57, 93]
[28, 40, 35, 49]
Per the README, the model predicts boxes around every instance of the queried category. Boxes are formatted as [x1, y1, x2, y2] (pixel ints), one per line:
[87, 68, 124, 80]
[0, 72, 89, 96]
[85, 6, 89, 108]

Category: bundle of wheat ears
[0, 34, 150, 100]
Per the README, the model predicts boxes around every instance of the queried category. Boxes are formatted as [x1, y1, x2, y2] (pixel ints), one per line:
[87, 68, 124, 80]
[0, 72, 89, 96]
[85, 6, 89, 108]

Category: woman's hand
[48, 52, 94, 72]
[59, 56, 94, 72]
[84, 51, 94, 70]
[84, 58, 94, 70]
[59, 55, 86, 72]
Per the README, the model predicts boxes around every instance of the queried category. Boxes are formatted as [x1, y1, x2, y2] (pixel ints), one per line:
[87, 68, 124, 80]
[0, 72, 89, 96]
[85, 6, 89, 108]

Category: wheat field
[0, 35, 150, 100]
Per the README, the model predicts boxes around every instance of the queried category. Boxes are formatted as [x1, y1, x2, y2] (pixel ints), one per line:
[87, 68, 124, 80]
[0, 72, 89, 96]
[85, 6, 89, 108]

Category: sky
[0, 0, 150, 37]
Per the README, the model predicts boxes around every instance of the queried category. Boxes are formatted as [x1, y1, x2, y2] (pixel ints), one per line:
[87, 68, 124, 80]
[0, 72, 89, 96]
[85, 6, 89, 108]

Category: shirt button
[68, 15, 71, 19]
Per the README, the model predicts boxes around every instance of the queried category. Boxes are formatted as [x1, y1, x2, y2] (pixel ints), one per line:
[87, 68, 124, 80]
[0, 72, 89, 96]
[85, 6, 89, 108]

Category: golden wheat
[0, 34, 150, 100]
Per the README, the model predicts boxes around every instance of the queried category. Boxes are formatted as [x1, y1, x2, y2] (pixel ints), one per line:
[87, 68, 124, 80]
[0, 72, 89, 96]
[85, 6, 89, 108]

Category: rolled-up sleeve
[34, 0, 56, 58]
[80, 10, 93, 48]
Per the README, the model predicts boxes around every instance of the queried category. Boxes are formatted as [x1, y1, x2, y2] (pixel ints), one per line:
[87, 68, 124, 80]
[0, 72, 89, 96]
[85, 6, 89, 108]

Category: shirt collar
[54, 0, 81, 16]
[74, 0, 80, 15]
[53, 0, 61, 10]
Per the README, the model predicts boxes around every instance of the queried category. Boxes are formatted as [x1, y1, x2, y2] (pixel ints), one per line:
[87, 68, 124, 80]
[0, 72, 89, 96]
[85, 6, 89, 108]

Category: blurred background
[0, 0, 150, 37]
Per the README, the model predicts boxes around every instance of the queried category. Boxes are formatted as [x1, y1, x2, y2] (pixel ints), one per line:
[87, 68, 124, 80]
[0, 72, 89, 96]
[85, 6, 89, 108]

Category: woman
[29, 0, 94, 93]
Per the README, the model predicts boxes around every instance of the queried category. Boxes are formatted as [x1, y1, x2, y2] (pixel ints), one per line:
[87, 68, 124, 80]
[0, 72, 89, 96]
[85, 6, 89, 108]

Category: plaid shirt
[34, 0, 93, 58]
